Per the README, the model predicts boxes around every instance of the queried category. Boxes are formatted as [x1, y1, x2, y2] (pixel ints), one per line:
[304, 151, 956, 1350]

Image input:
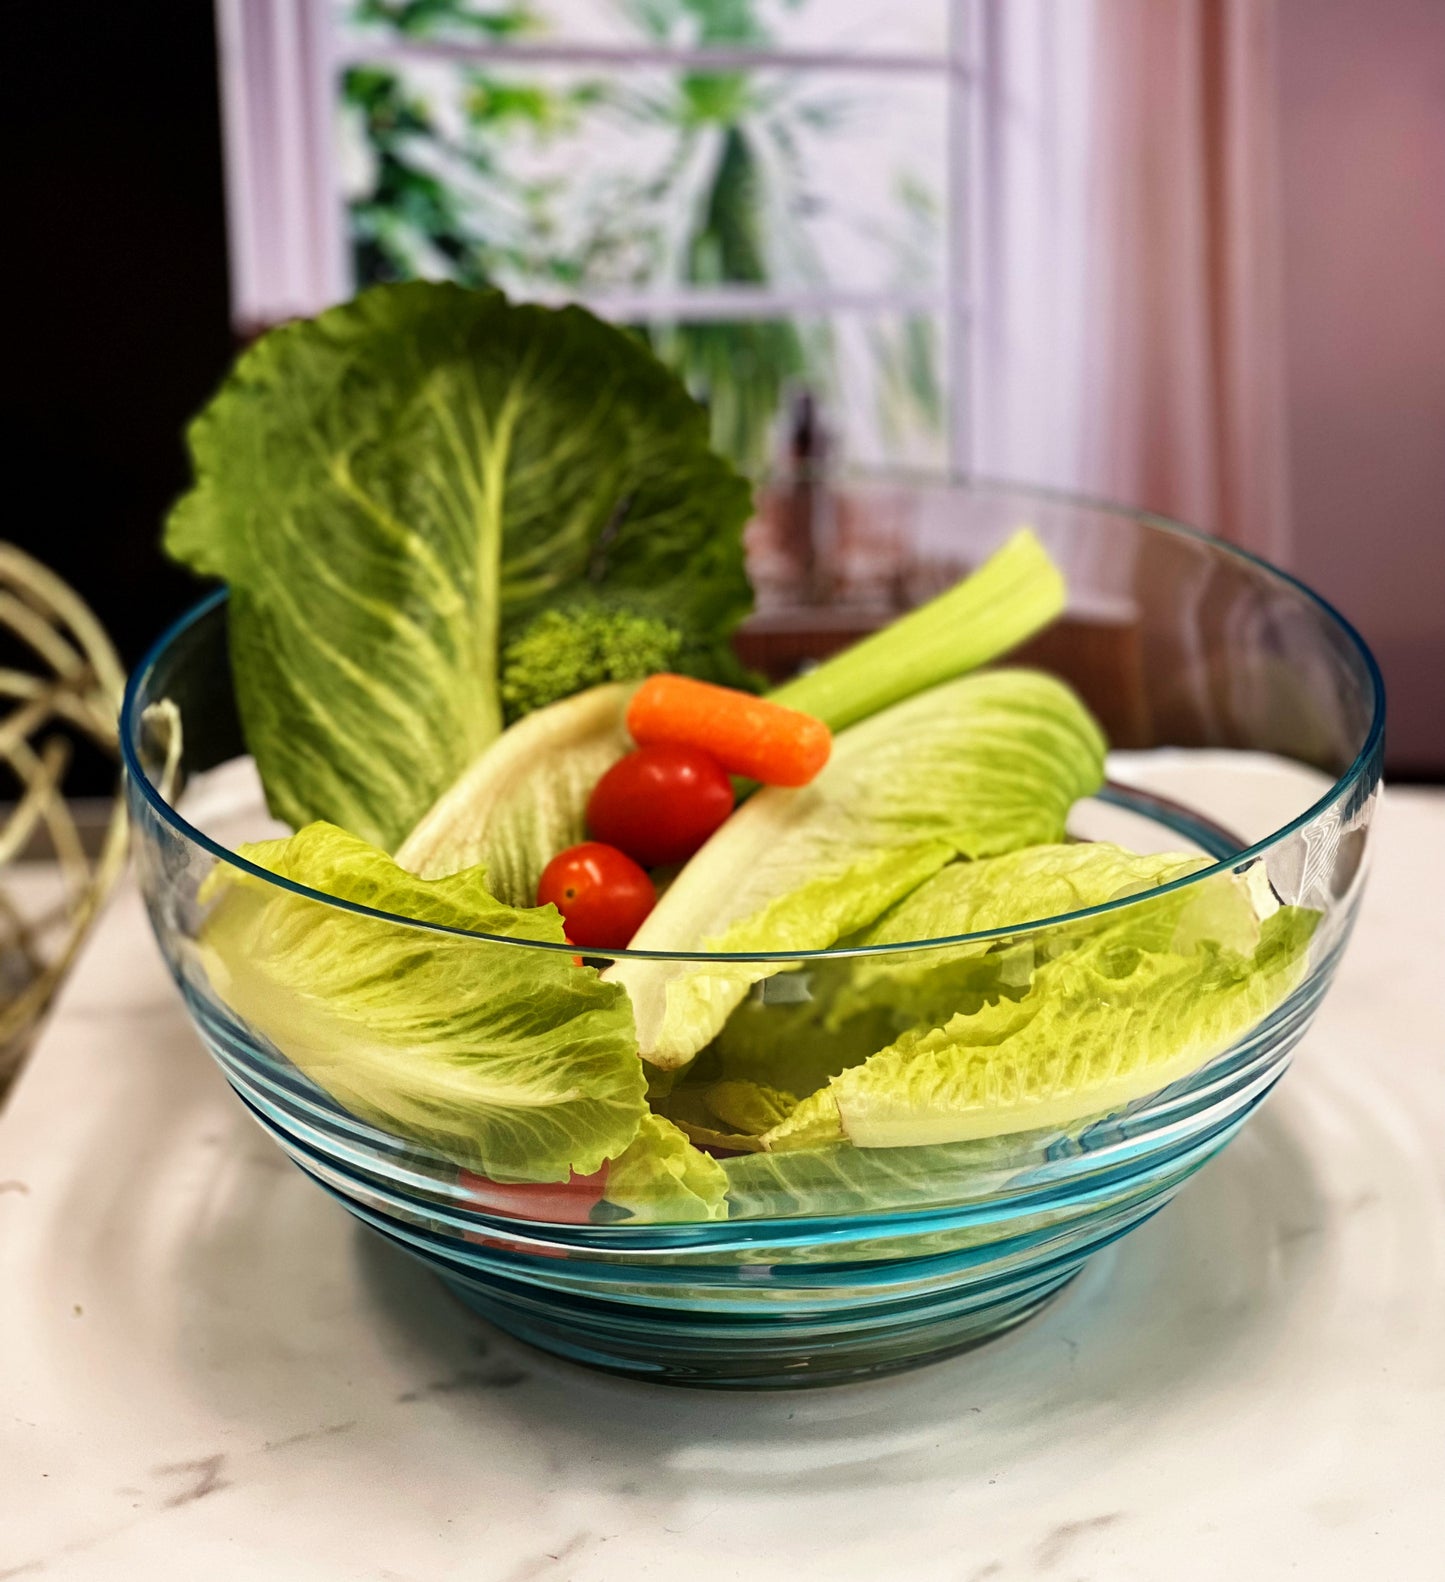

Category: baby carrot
[626, 675, 832, 787]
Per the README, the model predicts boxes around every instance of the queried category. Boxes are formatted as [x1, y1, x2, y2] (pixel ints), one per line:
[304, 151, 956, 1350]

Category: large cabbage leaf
[195, 823, 646, 1181]
[166, 282, 752, 851]
[605, 670, 1107, 1068]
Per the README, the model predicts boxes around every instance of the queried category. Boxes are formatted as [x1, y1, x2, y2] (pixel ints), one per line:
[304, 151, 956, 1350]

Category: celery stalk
[765, 529, 1066, 730]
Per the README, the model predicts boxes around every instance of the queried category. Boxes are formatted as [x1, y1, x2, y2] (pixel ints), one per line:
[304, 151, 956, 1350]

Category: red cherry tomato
[537, 842, 654, 950]
[586, 745, 735, 867]
[458, 1164, 607, 1227]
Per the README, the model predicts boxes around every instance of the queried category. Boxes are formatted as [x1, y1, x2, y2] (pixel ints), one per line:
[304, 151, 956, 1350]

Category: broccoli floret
[499, 602, 684, 722]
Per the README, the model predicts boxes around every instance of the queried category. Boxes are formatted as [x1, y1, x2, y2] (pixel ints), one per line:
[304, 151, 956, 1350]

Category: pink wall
[1278, 0, 1445, 773]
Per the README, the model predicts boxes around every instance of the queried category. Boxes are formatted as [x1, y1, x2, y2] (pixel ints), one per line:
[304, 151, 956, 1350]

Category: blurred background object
[0, 549, 127, 1092]
[5, 0, 1442, 773]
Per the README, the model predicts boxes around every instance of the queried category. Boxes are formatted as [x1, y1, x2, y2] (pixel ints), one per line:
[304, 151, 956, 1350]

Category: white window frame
[215, 0, 987, 472]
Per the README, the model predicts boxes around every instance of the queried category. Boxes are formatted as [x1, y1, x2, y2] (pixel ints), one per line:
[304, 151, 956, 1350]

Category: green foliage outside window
[341, 0, 943, 472]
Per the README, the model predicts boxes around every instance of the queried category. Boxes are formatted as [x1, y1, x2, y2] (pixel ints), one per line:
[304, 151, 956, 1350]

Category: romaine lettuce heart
[710, 957, 902, 1099]
[394, 682, 633, 906]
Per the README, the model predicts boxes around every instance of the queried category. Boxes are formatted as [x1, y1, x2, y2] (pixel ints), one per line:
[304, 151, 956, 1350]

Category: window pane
[340, 1, 948, 58]
[335, 13, 955, 472]
[644, 310, 948, 477]
[340, 59, 945, 297]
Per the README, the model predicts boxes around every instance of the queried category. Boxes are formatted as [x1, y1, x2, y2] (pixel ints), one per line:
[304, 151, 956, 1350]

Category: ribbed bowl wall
[174, 938, 1344, 1387]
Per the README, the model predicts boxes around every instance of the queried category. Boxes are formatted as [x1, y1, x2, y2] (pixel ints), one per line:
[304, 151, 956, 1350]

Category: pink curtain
[1084, 0, 1292, 564]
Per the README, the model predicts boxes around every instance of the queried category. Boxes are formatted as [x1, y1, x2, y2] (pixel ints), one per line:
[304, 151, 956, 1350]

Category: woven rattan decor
[0, 545, 126, 1092]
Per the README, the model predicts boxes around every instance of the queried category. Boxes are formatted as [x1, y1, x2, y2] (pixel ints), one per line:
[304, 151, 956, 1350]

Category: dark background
[6, 2, 232, 681]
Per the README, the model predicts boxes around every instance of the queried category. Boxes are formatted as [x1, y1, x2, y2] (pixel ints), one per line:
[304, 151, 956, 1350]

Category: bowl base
[438, 1268, 1078, 1390]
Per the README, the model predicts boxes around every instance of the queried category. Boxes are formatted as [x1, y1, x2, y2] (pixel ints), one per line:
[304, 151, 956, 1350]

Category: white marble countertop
[2, 782, 1443, 1582]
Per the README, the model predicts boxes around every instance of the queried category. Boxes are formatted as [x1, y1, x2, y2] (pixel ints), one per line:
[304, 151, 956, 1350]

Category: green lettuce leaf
[595, 1114, 729, 1223]
[709, 961, 902, 1098]
[653, 1077, 801, 1153]
[764, 890, 1317, 1151]
[859, 842, 1210, 948]
[167, 282, 752, 851]
[828, 842, 1213, 1027]
[721, 1139, 1147, 1258]
[699, 1078, 800, 1136]
[195, 822, 646, 1181]
[604, 670, 1107, 1068]
[394, 683, 633, 905]
[722, 1133, 1024, 1218]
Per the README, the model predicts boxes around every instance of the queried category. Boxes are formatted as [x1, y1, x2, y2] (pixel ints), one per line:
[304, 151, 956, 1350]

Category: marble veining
[153, 1455, 229, 1508]
[395, 1363, 532, 1401]
[1033, 1513, 1125, 1569]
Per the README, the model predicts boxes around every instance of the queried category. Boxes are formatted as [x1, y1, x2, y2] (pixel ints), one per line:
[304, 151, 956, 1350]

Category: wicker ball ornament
[0, 544, 127, 1091]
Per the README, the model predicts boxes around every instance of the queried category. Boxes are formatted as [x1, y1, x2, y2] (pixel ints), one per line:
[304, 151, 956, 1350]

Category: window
[217, 0, 983, 479]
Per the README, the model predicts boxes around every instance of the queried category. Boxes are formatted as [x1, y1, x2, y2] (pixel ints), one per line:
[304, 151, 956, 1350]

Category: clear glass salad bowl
[122, 483, 1383, 1389]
